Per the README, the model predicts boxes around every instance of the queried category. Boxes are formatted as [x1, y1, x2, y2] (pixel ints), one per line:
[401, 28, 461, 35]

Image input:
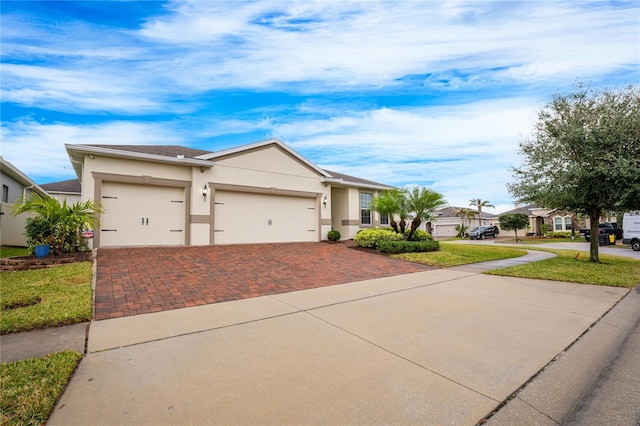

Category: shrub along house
[65, 139, 393, 248]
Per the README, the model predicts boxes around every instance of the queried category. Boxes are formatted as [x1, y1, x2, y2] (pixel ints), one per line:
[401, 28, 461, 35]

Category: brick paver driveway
[94, 242, 432, 320]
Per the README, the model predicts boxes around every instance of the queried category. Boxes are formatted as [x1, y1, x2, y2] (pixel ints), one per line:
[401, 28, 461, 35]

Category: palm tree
[406, 187, 447, 240]
[13, 193, 102, 255]
[371, 189, 403, 233]
[371, 188, 411, 233]
[469, 198, 495, 228]
[452, 207, 476, 238]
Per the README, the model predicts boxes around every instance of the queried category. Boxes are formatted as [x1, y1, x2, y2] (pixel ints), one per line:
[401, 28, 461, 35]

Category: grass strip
[486, 248, 640, 288]
[1, 262, 92, 334]
[0, 351, 82, 426]
[392, 243, 527, 267]
[0, 247, 29, 259]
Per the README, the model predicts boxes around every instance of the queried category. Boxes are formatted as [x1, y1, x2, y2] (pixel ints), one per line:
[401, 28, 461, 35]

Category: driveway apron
[94, 242, 432, 320]
[50, 268, 631, 425]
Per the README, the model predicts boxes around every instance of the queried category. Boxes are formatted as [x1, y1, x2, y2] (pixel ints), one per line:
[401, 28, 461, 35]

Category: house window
[554, 216, 572, 231]
[554, 217, 563, 231]
[564, 217, 572, 231]
[2, 185, 8, 203]
[360, 192, 372, 225]
[380, 214, 389, 226]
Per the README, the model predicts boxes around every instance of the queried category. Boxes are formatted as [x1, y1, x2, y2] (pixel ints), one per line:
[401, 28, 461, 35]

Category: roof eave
[65, 144, 215, 171]
[323, 177, 395, 191]
[0, 157, 48, 197]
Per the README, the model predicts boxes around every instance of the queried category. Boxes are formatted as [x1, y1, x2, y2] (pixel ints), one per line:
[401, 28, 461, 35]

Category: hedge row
[377, 240, 440, 254]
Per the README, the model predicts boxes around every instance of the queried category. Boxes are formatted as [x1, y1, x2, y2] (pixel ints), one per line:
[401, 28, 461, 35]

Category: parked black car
[469, 226, 499, 240]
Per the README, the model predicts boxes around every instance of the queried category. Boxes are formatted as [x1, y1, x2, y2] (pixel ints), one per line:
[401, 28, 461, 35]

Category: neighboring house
[65, 139, 394, 248]
[40, 179, 82, 204]
[431, 207, 500, 238]
[497, 203, 588, 236]
[0, 157, 48, 247]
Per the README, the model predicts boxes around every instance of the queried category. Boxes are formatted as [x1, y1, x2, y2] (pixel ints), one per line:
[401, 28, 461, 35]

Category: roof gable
[198, 138, 330, 178]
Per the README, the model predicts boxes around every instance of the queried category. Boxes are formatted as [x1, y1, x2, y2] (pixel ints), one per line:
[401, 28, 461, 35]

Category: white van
[622, 212, 640, 251]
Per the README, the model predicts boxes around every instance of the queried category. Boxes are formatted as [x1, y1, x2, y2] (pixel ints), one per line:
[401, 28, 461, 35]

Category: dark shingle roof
[323, 169, 394, 188]
[498, 203, 540, 216]
[86, 145, 213, 159]
[40, 179, 81, 193]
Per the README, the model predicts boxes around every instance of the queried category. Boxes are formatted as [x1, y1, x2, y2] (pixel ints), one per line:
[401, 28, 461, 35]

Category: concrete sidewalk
[48, 269, 633, 425]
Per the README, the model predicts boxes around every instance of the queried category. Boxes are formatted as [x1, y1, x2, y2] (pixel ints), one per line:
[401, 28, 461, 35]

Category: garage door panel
[100, 182, 185, 247]
[214, 191, 317, 244]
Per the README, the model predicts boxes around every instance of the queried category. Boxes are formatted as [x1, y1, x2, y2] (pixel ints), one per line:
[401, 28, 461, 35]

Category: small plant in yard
[327, 229, 341, 241]
[1, 262, 92, 334]
[354, 228, 404, 248]
[12, 194, 101, 256]
[1, 351, 82, 425]
[403, 229, 432, 241]
[377, 240, 439, 254]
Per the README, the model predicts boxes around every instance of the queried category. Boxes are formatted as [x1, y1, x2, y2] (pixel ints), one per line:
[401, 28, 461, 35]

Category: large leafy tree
[406, 187, 447, 240]
[509, 84, 640, 262]
[469, 198, 494, 227]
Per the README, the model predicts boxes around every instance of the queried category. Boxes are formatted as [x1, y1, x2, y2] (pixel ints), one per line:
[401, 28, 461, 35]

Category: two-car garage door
[213, 191, 318, 244]
[100, 182, 186, 247]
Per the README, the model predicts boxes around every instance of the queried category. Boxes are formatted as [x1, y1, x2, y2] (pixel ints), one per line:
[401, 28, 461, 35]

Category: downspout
[22, 185, 34, 202]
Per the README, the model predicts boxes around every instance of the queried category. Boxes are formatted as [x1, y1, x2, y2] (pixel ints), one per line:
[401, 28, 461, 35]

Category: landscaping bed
[0, 252, 92, 272]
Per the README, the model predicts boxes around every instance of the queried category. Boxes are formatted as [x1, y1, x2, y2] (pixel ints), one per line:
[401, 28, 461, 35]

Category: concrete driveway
[49, 267, 631, 425]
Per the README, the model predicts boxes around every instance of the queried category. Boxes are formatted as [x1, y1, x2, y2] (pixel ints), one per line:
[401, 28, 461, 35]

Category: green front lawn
[0, 246, 29, 258]
[487, 248, 640, 288]
[1, 351, 82, 426]
[1, 262, 93, 334]
[500, 236, 587, 244]
[393, 243, 528, 267]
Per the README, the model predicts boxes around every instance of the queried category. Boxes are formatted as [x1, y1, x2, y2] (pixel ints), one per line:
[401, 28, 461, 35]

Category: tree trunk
[587, 209, 600, 263]
[407, 218, 421, 240]
[399, 219, 406, 234]
[390, 220, 399, 233]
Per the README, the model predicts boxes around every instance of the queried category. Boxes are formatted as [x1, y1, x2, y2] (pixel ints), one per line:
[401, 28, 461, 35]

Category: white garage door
[213, 191, 318, 244]
[100, 182, 185, 247]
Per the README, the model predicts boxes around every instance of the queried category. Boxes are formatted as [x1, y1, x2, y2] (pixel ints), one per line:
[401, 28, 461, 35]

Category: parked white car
[622, 212, 640, 251]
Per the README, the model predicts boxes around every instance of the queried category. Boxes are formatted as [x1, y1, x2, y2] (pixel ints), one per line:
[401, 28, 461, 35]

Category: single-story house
[431, 206, 499, 238]
[498, 203, 592, 236]
[0, 157, 48, 246]
[40, 179, 82, 204]
[65, 139, 394, 248]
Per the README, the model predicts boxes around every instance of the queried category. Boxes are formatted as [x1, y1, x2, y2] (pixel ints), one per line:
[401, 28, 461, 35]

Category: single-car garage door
[100, 182, 186, 247]
[213, 191, 318, 244]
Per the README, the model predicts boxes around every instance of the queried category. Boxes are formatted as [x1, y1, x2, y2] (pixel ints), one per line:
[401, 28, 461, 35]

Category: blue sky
[2, 0, 639, 213]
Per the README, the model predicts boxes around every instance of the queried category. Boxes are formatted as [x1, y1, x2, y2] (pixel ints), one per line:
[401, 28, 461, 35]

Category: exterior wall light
[323, 195, 327, 207]
[202, 184, 208, 201]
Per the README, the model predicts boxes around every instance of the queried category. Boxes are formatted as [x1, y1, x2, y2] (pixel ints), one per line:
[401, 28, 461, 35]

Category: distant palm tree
[452, 207, 476, 237]
[469, 198, 495, 228]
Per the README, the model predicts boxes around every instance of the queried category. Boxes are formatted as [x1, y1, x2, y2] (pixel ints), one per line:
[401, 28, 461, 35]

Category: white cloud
[1, 120, 184, 182]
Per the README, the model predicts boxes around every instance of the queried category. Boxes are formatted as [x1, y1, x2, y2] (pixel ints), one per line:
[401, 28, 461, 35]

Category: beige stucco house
[66, 139, 393, 248]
